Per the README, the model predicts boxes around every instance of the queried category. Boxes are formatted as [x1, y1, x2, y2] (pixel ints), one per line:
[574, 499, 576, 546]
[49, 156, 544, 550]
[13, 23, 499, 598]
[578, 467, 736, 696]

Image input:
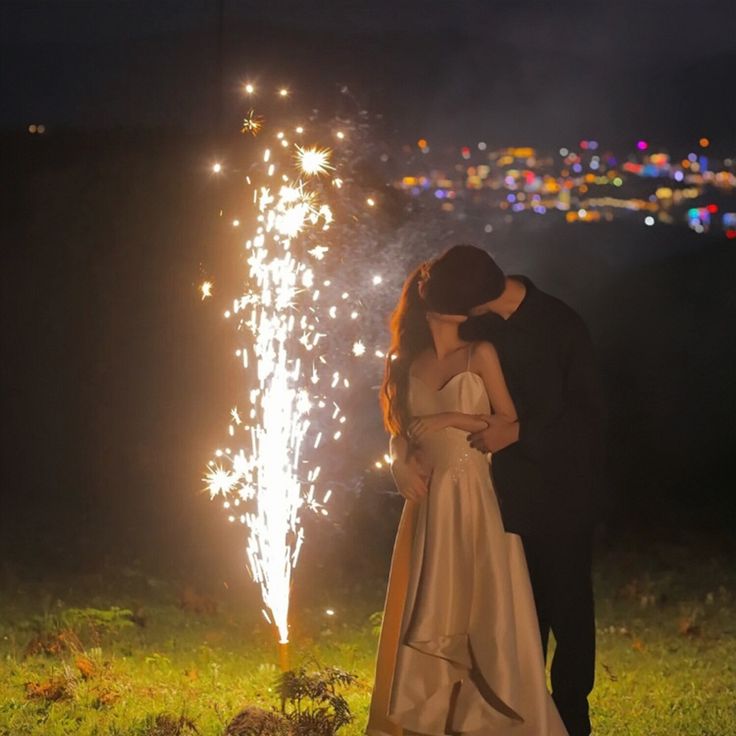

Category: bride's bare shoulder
[468, 341, 502, 374]
[468, 340, 499, 361]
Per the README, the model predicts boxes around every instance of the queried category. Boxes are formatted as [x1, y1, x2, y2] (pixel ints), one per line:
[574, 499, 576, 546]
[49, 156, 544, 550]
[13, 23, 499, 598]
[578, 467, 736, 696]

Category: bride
[366, 258, 567, 736]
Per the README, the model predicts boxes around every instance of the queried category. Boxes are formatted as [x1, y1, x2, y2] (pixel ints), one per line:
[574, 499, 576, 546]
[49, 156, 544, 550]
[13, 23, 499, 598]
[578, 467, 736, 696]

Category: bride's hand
[408, 414, 448, 439]
[391, 452, 429, 502]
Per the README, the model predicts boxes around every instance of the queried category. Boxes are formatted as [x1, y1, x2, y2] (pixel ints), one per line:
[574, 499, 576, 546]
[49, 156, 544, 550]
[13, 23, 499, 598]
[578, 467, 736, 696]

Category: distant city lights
[393, 136, 734, 238]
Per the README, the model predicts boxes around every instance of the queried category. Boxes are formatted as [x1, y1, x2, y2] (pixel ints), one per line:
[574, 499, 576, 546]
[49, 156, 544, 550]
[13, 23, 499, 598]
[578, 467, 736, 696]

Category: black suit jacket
[460, 276, 606, 537]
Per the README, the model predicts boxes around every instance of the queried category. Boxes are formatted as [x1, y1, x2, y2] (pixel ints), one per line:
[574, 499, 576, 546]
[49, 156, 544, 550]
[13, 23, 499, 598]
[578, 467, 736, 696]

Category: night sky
[2, 1, 735, 146]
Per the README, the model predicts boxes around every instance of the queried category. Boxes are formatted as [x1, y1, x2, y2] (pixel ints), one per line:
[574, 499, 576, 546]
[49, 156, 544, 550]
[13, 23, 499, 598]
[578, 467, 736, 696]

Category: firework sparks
[204, 96, 349, 646]
[296, 145, 334, 177]
[199, 90, 414, 651]
[205, 464, 238, 495]
[200, 281, 213, 299]
[241, 109, 264, 136]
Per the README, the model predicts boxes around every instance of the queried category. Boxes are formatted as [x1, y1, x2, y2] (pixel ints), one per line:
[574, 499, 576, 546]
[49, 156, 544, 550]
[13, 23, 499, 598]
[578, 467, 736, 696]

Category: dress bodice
[409, 371, 491, 473]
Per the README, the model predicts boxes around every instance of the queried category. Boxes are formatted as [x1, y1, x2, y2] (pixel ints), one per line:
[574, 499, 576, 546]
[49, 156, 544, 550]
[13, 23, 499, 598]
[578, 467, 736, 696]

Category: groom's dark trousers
[522, 528, 595, 736]
[462, 275, 606, 736]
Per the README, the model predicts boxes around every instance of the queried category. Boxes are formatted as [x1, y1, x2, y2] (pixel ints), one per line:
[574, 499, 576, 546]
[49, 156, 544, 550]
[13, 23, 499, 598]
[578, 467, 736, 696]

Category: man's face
[467, 278, 510, 318]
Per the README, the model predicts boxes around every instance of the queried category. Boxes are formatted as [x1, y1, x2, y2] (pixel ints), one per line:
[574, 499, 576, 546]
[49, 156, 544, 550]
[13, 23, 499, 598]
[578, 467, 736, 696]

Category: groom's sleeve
[516, 316, 606, 470]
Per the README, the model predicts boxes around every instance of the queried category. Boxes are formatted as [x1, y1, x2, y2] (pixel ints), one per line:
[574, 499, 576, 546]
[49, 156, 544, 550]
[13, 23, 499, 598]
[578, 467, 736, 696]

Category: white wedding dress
[366, 364, 568, 736]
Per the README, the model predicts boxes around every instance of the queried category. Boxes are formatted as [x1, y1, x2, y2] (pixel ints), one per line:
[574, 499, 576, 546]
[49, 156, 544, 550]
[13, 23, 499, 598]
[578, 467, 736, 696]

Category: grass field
[1, 533, 734, 736]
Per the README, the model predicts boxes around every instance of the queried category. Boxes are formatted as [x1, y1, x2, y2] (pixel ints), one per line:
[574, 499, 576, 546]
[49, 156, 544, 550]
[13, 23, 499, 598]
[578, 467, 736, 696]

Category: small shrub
[140, 713, 199, 736]
[24, 627, 83, 657]
[224, 706, 290, 736]
[277, 666, 357, 736]
[25, 663, 79, 702]
[25, 675, 71, 701]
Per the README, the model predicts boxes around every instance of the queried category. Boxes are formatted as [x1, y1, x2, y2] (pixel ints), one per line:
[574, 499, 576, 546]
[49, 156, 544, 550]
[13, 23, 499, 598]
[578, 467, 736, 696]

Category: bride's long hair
[380, 262, 433, 437]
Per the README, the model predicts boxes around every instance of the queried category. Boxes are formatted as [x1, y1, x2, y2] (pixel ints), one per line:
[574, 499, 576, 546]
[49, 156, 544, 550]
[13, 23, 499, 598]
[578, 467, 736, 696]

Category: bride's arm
[473, 341, 518, 421]
[409, 411, 488, 438]
[464, 341, 520, 454]
[389, 433, 411, 464]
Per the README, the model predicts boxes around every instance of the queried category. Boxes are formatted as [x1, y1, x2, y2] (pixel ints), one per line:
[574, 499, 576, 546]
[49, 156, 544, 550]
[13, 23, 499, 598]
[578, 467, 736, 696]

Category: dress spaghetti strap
[466, 342, 473, 371]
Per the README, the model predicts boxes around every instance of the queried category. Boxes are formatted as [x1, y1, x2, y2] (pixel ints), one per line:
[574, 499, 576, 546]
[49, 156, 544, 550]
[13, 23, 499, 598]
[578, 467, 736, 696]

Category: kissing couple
[367, 244, 606, 736]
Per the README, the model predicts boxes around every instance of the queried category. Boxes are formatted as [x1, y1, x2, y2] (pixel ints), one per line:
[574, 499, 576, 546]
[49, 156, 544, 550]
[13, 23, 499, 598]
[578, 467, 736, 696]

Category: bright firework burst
[200, 280, 213, 300]
[295, 145, 334, 177]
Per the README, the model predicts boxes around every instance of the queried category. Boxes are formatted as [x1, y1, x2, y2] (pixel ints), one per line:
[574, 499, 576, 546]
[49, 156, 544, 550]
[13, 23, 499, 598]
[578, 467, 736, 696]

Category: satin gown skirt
[366, 372, 568, 736]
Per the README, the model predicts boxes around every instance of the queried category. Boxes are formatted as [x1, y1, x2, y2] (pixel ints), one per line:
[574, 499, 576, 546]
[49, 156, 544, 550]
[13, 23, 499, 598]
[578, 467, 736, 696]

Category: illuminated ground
[1, 535, 734, 736]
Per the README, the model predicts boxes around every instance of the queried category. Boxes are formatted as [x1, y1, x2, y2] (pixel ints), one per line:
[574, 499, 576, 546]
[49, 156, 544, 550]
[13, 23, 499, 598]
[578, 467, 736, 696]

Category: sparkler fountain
[199, 85, 442, 669]
[203, 89, 353, 669]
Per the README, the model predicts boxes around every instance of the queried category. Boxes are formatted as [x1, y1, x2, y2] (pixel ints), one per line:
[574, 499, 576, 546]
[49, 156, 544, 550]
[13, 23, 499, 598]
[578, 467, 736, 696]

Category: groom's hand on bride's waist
[467, 415, 520, 454]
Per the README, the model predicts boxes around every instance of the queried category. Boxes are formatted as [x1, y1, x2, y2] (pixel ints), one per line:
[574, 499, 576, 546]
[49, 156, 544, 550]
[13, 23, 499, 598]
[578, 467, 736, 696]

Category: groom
[390, 244, 606, 736]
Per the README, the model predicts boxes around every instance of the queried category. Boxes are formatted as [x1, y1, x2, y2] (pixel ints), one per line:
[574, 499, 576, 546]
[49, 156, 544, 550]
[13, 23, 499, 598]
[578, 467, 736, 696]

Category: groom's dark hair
[422, 244, 506, 315]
